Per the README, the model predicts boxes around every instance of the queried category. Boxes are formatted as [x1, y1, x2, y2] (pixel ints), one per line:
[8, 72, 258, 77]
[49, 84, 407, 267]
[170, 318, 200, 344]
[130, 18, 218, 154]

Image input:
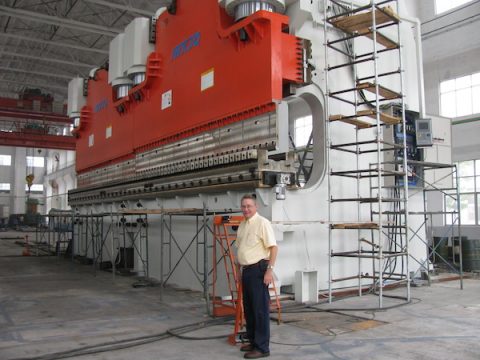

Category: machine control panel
[415, 118, 433, 147]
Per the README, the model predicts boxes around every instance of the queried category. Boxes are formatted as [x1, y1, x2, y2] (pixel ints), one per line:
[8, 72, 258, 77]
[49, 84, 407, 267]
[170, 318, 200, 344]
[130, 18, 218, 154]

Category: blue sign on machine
[172, 32, 201, 60]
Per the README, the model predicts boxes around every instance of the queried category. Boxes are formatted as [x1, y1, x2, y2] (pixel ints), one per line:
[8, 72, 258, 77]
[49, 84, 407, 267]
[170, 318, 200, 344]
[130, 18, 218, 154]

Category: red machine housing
[75, 0, 303, 174]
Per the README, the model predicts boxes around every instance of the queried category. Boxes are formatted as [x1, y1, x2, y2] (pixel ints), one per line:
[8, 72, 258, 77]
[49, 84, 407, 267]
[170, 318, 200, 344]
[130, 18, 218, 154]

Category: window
[477, 194, 480, 224]
[446, 160, 480, 225]
[26, 184, 44, 192]
[26, 156, 45, 168]
[0, 183, 11, 191]
[294, 115, 313, 147]
[435, 0, 473, 14]
[0, 155, 12, 166]
[440, 72, 480, 118]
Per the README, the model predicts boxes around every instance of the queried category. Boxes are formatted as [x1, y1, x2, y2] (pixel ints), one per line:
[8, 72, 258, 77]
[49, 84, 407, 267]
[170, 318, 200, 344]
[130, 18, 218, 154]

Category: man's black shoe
[244, 350, 270, 359]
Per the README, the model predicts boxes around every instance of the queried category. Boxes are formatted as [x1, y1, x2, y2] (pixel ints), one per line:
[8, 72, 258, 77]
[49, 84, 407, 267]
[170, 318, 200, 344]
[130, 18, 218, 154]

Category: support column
[45, 180, 54, 214]
[55, 177, 66, 210]
[63, 173, 74, 209]
[11, 147, 27, 214]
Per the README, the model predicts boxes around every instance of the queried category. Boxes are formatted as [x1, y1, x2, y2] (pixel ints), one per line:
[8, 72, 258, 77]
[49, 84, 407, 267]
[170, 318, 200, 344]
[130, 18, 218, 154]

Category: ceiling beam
[1, 50, 96, 68]
[0, 108, 70, 123]
[0, 5, 122, 37]
[0, 131, 76, 151]
[0, 66, 73, 80]
[83, 0, 162, 17]
[1, 79, 67, 92]
[0, 33, 108, 55]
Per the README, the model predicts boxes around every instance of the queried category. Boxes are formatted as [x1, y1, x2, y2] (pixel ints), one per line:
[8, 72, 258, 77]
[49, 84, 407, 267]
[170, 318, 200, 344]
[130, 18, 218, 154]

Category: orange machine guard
[75, 0, 303, 173]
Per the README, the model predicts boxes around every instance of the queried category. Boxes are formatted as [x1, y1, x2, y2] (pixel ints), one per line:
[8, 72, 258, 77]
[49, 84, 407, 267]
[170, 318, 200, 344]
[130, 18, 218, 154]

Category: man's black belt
[242, 259, 267, 269]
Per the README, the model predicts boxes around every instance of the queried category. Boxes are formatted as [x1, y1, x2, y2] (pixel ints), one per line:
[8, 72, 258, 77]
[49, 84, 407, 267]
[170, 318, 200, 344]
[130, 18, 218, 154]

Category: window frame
[26, 184, 44, 192]
[0, 155, 12, 166]
[294, 115, 313, 148]
[435, 0, 474, 15]
[26, 156, 45, 168]
[446, 160, 480, 225]
[439, 71, 480, 118]
[0, 183, 11, 192]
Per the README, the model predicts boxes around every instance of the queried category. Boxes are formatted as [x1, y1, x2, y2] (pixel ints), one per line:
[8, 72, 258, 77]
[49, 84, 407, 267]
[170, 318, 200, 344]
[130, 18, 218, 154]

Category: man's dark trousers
[242, 260, 270, 354]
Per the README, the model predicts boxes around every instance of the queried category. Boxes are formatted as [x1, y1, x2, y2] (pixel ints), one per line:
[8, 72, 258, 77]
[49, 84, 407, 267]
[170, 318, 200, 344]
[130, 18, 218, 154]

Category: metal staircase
[324, 0, 410, 307]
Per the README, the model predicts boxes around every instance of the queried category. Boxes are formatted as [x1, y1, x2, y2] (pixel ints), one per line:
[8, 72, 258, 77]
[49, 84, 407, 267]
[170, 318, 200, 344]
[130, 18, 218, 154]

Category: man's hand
[264, 268, 274, 286]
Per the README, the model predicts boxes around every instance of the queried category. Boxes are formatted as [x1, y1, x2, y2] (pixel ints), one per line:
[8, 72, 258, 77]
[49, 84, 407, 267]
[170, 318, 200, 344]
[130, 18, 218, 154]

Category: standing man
[236, 194, 278, 359]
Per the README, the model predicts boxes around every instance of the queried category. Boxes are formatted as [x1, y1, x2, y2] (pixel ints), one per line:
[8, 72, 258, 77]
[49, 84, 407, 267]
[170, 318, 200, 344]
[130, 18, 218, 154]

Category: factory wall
[0, 146, 46, 219]
[451, 120, 480, 239]
[43, 149, 76, 213]
[420, 1, 480, 239]
[420, 1, 480, 116]
[0, 149, 76, 220]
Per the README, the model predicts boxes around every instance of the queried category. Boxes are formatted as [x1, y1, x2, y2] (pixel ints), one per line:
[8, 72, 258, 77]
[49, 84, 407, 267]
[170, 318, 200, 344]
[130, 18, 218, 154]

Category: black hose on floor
[9, 317, 233, 360]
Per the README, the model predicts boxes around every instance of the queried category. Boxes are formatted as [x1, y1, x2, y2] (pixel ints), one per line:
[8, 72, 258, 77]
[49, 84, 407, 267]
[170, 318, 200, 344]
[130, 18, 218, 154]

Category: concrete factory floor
[1, 234, 480, 360]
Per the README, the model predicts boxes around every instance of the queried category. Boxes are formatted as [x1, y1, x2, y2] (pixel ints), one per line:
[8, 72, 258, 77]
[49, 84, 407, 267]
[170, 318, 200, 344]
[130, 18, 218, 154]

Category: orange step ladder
[211, 215, 281, 345]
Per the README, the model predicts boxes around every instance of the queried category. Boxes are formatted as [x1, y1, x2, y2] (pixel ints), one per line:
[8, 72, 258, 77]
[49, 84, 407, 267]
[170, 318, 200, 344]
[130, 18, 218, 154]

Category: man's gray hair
[241, 193, 257, 203]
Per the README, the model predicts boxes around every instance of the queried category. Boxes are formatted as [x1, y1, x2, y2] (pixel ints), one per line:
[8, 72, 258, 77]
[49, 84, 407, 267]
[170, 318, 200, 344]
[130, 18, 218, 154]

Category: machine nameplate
[94, 98, 108, 113]
[172, 31, 201, 60]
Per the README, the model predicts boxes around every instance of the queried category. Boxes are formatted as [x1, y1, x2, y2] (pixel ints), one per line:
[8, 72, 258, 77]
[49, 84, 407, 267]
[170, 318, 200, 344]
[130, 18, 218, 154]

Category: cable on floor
[10, 317, 233, 360]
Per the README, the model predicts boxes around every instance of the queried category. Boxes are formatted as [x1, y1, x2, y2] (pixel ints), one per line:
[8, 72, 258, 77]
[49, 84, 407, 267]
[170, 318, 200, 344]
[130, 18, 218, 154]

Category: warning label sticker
[201, 68, 214, 91]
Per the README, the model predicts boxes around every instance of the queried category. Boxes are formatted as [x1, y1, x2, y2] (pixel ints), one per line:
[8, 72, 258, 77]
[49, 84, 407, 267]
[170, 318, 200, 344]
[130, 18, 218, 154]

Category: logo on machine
[172, 32, 200, 60]
[94, 98, 108, 113]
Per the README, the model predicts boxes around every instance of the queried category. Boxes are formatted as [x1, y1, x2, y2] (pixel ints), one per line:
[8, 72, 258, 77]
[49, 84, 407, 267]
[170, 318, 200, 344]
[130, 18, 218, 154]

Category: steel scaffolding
[406, 162, 463, 288]
[325, 0, 410, 307]
[158, 206, 241, 315]
[35, 210, 74, 257]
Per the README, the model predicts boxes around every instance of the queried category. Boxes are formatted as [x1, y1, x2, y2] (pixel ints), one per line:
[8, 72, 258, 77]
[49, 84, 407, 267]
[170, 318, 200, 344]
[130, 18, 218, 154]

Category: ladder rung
[357, 82, 401, 99]
[332, 277, 411, 285]
[371, 185, 405, 189]
[332, 251, 378, 258]
[331, 168, 406, 176]
[372, 210, 406, 215]
[331, 275, 361, 283]
[328, 56, 375, 71]
[373, 271, 408, 277]
[357, 69, 402, 82]
[332, 250, 408, 258]
[331, 197, 406, 203]
[409, 211, 458, 215]
[331, 139, 403, 149]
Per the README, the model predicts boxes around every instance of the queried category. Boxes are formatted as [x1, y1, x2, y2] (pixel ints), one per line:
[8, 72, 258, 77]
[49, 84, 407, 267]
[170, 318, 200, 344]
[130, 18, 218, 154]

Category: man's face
[241, 198, 257, 219]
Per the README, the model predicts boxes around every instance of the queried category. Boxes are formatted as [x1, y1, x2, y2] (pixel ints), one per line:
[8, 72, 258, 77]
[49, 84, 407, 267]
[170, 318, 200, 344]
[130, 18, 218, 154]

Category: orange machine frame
[75, 0, 303, 174]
